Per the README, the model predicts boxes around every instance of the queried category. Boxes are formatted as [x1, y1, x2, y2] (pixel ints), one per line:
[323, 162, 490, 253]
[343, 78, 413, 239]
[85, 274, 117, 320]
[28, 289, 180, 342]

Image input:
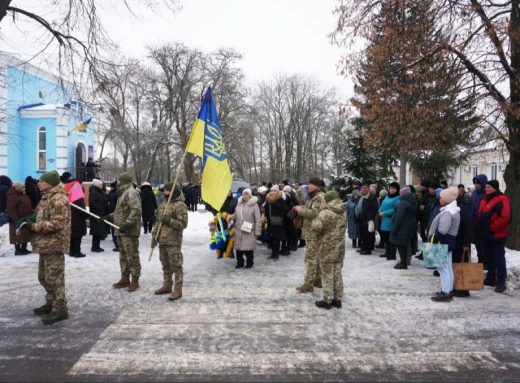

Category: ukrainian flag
[72, 117, 92, 132]
[186, 87, 232, 211]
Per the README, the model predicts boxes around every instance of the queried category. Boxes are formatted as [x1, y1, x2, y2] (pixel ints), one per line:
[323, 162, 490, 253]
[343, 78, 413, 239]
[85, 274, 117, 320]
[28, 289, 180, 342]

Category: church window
[38, 127, 46, 171]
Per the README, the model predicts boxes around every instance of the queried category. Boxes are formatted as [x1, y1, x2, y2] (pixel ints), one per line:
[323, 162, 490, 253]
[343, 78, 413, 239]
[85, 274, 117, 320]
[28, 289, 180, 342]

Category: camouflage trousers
[38, 253, 67, 313]
[118, 236, 141, 277]
[159, 245, 183, 292]
[304, 239, 322, 285]
[320, 261, 344, 303]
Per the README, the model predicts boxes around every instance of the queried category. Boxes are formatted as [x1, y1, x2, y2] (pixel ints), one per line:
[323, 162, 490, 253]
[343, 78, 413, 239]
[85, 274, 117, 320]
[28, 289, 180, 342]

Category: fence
[63, 167, 125, 183]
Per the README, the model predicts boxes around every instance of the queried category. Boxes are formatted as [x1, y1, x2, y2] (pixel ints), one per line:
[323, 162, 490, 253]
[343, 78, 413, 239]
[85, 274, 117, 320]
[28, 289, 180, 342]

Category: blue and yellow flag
[186, 87, 232, 211]
[72, 117, 92, 133]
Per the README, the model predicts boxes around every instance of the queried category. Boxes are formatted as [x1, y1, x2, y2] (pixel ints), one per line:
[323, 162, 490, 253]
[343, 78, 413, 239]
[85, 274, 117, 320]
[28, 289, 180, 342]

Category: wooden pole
[70, 203, 120, 230]
[148, 149, 189, 261]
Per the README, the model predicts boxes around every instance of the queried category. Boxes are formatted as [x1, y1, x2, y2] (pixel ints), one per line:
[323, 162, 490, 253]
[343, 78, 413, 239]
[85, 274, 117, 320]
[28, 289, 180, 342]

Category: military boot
[112, 274, 130, 289]
[314, 279, 323, 288]
[127, 276, 140, 292]
[168, 291, 182, 301]
[154, 286, 172, 295]
[33, 304, 52, 316]
[315, 300, 332, 310]
[42, 311, 69, 325]
[296, 283, 314, 293]
[331, 299, 342, 309]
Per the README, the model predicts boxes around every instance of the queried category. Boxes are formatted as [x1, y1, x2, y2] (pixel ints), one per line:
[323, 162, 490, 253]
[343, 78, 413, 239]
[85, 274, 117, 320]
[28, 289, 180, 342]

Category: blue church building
[0, 53, 96, 183]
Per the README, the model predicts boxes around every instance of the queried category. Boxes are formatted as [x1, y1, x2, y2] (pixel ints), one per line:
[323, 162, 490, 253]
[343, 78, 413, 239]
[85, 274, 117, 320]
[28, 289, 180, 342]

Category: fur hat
[40, 170, 60, 187]
[440, 187, 459, 204]
[242, 188, 252, 196]
[92, 179, 104, 187]
[12, 181, 25, 191]
[258, 186, 268, 194]
[118, 172, 133, 185]
[270, 185, 280, 192]
[486, 180, 499, 191]
[308, 176, 321, 187]
[324, 190, 339, 202]
[282, 185, 292, 193]
[400, 186, 411, 196]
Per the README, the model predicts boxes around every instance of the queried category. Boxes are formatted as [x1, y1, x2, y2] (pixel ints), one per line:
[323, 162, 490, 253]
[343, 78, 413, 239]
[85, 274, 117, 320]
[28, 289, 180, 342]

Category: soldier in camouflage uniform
[152, 183, 188, 301]
[293, 177, 325, 293]
[102, 173, 142, 292]
[16, 170, 71, 324]
[311, 190, 346, 309]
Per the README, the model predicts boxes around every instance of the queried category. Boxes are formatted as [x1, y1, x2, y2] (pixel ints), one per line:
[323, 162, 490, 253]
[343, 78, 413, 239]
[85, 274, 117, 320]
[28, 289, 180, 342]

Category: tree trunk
[184, 153, 197, 183]
[399, 155, 407, 185]
[504, 142, 520, 250]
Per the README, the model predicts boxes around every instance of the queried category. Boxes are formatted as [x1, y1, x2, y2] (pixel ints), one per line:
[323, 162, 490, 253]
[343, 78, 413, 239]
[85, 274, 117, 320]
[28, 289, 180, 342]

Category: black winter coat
[107, 189, 118, 214]
[0, 175, 13, 213]
[357, 193, 378, 223]
[221, 196, 237, 215]
[417, 190, 431, 223]
[390, 193, 417, 247]
[71, 198, 88, 237]
[265, 192, 288, 240]
[140, 185, 158, 221]
[89, 185, 108, 236]
[25, 177, 40, 210]
[453, 196, 473, 261]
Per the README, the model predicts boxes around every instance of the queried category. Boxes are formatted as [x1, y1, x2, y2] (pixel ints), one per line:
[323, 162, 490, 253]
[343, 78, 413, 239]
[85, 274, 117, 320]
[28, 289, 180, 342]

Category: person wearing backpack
[476, 180, 511, 293]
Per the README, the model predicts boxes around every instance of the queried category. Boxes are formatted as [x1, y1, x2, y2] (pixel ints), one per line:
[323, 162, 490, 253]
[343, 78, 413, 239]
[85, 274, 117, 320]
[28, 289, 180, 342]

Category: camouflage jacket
[311, 198, 346, 263]
[110, 183, 142, 236]
[152, 192, 188, 250]
[30, 184, 71, 254]
[298, 188, 325, 241]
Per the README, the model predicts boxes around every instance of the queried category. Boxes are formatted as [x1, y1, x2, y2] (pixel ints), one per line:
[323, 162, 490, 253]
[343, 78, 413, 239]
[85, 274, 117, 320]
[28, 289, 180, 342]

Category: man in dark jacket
[452, 194, 473, 297]
[355, 183, 379, 255]
[89, 179, 108, 252]
[390, 186, 417, 269]
[25, 176, 41, 210]
[471, 174, 488, 266]
[476, 180, 511, 293]
[417, 179, 431, 243]
[107, 181, 119, 251]
[140, 182, 158, 234]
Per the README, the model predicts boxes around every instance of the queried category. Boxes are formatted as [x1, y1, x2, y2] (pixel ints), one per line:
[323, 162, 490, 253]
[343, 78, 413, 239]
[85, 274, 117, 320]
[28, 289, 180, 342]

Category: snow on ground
[0, 207, 519, 379]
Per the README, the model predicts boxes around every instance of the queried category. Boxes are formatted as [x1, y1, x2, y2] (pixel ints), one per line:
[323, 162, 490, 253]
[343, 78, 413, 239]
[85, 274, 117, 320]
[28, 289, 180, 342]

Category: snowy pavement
[1, 207, 519, 382]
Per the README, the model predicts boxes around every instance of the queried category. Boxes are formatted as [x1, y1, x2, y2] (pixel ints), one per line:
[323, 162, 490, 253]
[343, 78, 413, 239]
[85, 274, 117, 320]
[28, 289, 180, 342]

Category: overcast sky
[1, 0, 352, 96]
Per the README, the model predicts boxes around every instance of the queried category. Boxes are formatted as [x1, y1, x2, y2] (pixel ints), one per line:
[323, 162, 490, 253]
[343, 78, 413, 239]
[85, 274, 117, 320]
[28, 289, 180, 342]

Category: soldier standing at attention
[152, 183, 188, 301]
[16, 170, 71, 324]
[311, 190, 346, 309]
[101, 173, 142, 292]
[293, 177, 325, 293]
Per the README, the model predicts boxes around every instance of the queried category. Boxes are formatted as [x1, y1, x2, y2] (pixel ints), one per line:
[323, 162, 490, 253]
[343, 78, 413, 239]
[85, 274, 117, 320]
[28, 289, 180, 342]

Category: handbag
[239, 205, 253, 233]
[293, 215, 303, 229]
[452, 251, 484, 291]
[422, 234, 448, 268]
[269, 205, 283, 227]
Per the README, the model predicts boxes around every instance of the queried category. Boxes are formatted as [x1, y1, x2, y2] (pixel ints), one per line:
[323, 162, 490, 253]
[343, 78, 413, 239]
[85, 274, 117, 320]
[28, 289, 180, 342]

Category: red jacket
[476, 191, 511, 241]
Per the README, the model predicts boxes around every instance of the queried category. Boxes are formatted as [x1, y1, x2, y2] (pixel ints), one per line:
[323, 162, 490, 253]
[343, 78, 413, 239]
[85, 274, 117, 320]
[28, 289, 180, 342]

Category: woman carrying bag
[428, 188, 461, 302]
[7, 182, 33, 255]
[231, 189, 262, 269]
[265, 185, 288, 261]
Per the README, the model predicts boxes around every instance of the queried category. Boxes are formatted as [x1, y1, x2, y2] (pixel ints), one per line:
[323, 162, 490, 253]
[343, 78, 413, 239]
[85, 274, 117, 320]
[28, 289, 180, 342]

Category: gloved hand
[368, 220, 375, 233]
[151, 238, 158, 248]
[99, 215, 112, 224]
[25, 221, 34, 229]
[159, 215, 171, 225]
[118, 223, 131, 233]
[16, 218, 27, 229]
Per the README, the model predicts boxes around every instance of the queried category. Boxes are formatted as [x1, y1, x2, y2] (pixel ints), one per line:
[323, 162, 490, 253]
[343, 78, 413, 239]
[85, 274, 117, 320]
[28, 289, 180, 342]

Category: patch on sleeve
[54, 206, 63, 215]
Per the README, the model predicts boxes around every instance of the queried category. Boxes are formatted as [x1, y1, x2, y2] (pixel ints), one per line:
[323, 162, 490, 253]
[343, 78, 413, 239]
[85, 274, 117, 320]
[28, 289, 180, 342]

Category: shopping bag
[422, 234, 448, 268]
[452, 251, 484, 291]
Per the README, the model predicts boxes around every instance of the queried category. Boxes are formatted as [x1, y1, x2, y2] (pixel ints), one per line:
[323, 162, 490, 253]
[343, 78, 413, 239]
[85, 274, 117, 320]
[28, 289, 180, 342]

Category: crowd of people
[0, 168, 513, 324]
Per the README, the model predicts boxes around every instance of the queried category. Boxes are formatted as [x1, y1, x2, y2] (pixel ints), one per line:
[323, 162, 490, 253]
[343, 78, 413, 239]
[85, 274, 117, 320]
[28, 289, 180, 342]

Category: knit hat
[429, 181, 440, 190]
[60, 171, 72, 183]
[351, 189, 360, 197]
[324, 190, 339, 202]
[400, 186, 411, 196]
[12, 181, 24, 191]
[242, 188, 252, 196]
[440, 187, 459, 204]
[389, 182, 400, 191]
[92, 178, 103, 187]
[379, 189, 388, 198]
[486, 180, 499, 191]
[40, 170, 60, 187]
[118, 172, 133, 185]
[164, 182, 174, 191]
[110, 181, 117, 189]
[258, 186, 268, 194]
[282, 185, 292, 193]
[271, 185, 280, 192]
[308, 176, 321, 187]
[420, 179, 431, 188]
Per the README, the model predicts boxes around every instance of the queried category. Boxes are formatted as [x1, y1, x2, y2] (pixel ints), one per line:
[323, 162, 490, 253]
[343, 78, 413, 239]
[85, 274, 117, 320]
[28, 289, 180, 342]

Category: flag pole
[148, 148, 190, 261]
[69, 203, 120, 230]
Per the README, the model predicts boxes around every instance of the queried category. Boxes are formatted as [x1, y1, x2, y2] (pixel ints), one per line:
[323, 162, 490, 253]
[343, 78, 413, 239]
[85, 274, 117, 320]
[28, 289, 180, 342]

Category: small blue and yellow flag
[72, 117, 92, 133]
[186, 87, 232, 211]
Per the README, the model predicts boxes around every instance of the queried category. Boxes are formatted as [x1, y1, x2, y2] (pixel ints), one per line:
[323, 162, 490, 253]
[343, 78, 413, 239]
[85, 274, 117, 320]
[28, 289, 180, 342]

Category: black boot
[315, 300, 332, 310]
[21, 243, 31, 254]
[331, 299, 342, 309]
[75, 237, 86, 258]
[298, 240, 306, 248]
[14, 244, 24, 256]
[352, 239, 357, 248]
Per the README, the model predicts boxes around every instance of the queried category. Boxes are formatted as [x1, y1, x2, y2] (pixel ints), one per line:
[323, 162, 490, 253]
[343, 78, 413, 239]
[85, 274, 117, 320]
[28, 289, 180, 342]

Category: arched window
[38, 127, 46, 171]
